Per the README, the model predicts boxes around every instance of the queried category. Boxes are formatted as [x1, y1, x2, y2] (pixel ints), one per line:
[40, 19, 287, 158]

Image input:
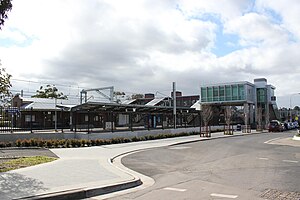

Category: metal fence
[0, 107, 201, 133]
[0, 107, 70, 133]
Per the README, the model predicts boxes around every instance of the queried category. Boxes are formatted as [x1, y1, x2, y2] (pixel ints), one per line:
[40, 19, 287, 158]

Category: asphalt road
[109, 131, 300, 200]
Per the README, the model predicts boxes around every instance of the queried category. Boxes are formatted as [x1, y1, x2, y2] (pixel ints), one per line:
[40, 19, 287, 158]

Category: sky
[0, 0, 300, 107]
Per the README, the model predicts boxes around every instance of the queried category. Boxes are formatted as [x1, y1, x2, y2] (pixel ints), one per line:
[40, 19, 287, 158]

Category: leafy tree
[113, 91, 125, 96]
[0, 65, 12, 106]
[0, 0, 12, 29]
[294, 106, 300, 111]
[131, 93, 144, 99]
[32, 84, 68, 99]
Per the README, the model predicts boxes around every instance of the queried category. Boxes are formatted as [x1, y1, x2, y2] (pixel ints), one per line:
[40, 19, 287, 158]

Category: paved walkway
[0, 131, 271, 200]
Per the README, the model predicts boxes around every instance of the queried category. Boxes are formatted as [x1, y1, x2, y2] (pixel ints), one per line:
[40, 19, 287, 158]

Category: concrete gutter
[17, 179, 142, 200]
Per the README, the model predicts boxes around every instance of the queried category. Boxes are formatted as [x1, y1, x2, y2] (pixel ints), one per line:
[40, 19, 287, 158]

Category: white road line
[210, 193, 238, 199]
[282, 160, 299, 163]
[163, 187, 187, 192]
[169, 146, 191, 150]
[258, 157, 269, 160]
[264, 137, 283, 144]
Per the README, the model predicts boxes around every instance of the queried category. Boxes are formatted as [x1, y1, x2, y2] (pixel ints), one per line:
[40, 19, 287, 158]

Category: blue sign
[6, 107, 20, 114]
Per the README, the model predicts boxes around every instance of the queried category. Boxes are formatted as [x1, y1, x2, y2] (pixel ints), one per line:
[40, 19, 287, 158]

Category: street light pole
[55, 98, 57, 132]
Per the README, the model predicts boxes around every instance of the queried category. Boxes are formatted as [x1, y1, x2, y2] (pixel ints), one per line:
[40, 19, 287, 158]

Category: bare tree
[201, 105, 213, 137]
[256, 106, 263, 132]
[243, 104, 251, 133]
[224, 106, 233, 135]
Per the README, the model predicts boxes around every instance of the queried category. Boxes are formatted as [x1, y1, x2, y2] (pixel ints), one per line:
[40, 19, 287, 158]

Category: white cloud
[256, 0, 300, 40]
[225, 13, 290, 47]
[0, 0, 300, 107]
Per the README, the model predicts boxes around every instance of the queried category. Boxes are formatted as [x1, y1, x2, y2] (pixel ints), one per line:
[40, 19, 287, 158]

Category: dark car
[268, 120, 283, 132]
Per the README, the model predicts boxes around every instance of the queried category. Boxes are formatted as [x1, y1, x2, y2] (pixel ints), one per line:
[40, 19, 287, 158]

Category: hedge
[1, 131, 200, 149]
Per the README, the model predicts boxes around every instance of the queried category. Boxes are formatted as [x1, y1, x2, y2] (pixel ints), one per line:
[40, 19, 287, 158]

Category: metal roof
[146, 97, 169, 106]
[71, 101, 198, 114]
[190, 100, 201, 110]
[121, 99, 137, 105]
[20, 97, 79, 111]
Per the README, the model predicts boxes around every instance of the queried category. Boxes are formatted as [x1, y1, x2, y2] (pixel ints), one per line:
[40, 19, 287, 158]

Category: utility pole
[173, 82, 176, 129]
[55, 98, 57, 132]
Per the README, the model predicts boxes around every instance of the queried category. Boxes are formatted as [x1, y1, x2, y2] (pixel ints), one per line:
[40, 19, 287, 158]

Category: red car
[268, 120, 284, 132]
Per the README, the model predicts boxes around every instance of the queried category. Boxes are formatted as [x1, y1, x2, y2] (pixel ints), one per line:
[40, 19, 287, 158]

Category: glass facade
[257, 88, 266, 103]
[201, 84, 246, 103]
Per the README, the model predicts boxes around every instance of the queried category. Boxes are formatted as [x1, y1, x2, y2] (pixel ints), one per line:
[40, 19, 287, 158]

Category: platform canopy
[70, 101, 198, 114]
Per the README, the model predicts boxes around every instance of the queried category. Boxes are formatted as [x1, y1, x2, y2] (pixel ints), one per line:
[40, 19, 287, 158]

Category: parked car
[268, 120, 284, 132]
[281, 123, 287, 131]
[293, 121, 299, 128]
[288, 122, 295, 130]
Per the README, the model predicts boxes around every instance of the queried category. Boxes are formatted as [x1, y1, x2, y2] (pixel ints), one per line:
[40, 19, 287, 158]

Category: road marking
[210, 193, 238, 199]
[169, 146, 191, 150]
[163, 187, 187, 192]
[282, 160, 299, 163]
[264, 137, 282, 144]
[258, 157, 269, 160]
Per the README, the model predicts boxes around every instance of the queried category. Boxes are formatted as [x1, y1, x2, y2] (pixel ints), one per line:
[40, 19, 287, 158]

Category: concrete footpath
[0, 131, 260, 200]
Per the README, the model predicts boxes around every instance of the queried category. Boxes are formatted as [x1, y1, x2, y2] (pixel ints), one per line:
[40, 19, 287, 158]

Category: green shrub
[9, 131, 202, 149]
[38, 140, 45, 147]
[53, 139, 59, 148]
[16, 139, 22, 147]
[91, 140, 96, 146]
[64, 140, 70, 148]
[86, 140, 91, 147]
[21, 139, 30, 147]
[29, 139, 38, 147]
[131, 136, 140, 142]
[46, 140, 52, 148]
[0, 142, 5, 148]
[124, 138, 131, 143]
[69, 139, 77, 147]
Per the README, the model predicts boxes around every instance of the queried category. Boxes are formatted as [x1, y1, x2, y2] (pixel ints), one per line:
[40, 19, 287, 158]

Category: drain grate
[260, 189, 300, 200]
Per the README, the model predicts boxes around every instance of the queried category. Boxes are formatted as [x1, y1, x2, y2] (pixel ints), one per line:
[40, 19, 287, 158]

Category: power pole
[173, 82, 176, 129]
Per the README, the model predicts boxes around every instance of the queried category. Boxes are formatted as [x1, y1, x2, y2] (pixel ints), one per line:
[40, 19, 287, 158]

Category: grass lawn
[0, 156, 57, 172]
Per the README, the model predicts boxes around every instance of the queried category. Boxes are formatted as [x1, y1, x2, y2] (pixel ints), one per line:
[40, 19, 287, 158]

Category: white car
[288, 122, 295, 129]
[293, 121, 299, 128]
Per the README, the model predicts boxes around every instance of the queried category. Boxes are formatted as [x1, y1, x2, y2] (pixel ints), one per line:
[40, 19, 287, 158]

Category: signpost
[6, 107, 20, 114]
[5, 107, 20, 133]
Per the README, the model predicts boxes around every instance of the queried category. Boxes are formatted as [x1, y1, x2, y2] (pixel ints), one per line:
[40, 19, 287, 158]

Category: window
[94, 116, 99, 121]
[238, 85, 245, 100]
[219, 86, 225, 101]
[201, 87, 207, 102]
[232, 85, 238, 100]
[25, 115, 35, 122]
[213, 87, 219, 101]
[207, 87, 213, 102]
[257, 88, 266, 102]
[225, 86, 231, 101]
[85, 115, 89, 122]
